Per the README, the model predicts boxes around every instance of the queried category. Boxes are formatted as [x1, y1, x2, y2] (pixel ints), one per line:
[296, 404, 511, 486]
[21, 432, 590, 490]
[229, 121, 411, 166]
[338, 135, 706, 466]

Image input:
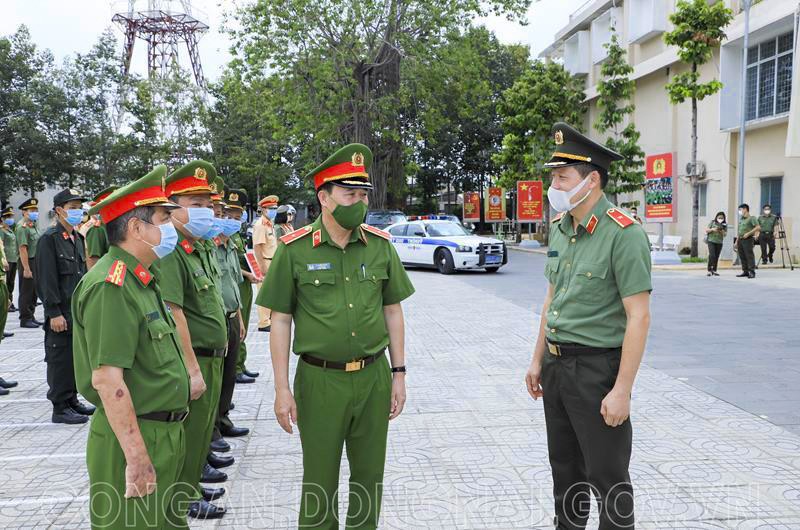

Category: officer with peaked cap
[1, 206, 18, 316]
[83, 185, 118, 270]
[524, 123, 652, 529]
[252, 194, 279, 332]
[15, 197, 41, 328]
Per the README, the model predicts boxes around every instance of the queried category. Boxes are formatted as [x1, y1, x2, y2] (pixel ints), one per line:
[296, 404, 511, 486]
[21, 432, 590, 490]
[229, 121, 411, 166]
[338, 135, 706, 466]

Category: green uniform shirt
[545, 195, 652, 348]
[1, 225, 18, 263]
[85, 222, 110, 258]
[155, 234, 227, 349]
[257, 216, 415, 362]
[72, 246, 191, 414]
[738, 215, 759, 238]
[706, 220, 727, 244]
[213, 238, 243, 313]
[15, 221, 39, 259]
[0, 240, 6, 283]
[757, 214, 776, 234]
[231, 232, 247, 269]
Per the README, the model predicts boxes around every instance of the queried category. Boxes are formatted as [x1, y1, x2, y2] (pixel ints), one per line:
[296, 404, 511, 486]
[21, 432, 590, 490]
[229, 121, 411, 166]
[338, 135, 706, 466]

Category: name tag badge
[307, 263, 332, 271]
[547, 250, 559, 257]
[145, 311, 161, 323]
[192, 268, 205, 277]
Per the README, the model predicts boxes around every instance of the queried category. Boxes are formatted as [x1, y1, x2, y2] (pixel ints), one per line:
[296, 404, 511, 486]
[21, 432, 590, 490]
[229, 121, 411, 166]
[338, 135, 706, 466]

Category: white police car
[386, 216, 507, 274]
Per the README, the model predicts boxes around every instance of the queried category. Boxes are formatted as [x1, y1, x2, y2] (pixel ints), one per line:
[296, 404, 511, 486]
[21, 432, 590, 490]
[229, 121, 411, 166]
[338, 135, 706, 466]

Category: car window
[426, 222, 471, 237]
[408, 223, 426, 237]
[388, 224, 407, 236]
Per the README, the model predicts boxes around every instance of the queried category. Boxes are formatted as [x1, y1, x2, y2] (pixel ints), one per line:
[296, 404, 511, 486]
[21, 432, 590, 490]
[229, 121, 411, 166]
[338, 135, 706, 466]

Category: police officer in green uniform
[73, 166, 189, 529]
[85, 186, 118, 270]
[1, 206, 18, 316]
[736, 203, 760, 278]
[159, 161, 229, 524]
[757, 204, 777, 265]
[258, 144, 415, 530]
[36, 188, 96, 424]
[228, 188, 260, 384]
[16, 198, 42, 328]
[0, 238, 18, 394]
[525, 123, 652, 530]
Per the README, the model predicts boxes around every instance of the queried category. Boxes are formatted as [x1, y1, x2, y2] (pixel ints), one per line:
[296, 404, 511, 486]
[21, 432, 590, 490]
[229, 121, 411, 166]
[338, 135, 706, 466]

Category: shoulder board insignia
[551, 212, 565, 224]
[361, 224, 391, 240]
[133, 264, 152, 286]
[105, 260, 127, 287]
[607, 208, 635, 228]
[280, 225, 312, 245]
[312, 229, 322, 248]
[180, 239, 194, 254]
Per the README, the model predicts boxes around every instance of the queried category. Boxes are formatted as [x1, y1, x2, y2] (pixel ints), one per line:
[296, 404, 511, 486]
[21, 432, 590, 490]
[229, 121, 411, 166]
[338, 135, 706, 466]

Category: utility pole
[736, 0, 752, 209]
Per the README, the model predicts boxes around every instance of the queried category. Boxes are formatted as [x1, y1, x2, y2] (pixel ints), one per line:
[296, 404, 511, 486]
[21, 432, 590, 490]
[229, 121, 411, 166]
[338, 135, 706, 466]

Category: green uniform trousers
[0, 281, 8, 339]
[165, 354, 223, 529]
[86, 409, 186, 530]
[295, 354, 392, 530]
[235, 280, 253, 374]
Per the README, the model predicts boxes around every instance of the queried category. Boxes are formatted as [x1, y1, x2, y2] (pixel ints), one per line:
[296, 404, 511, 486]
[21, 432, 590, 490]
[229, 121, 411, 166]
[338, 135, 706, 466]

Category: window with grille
[745, 31, 794, 121]
[760, 177, 782, 215]
[698, 182, 708, 217]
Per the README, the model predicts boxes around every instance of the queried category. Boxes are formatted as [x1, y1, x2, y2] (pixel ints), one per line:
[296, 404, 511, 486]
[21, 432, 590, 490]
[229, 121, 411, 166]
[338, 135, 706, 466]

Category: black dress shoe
[220, 425, 250, 437]
[243, 369, 260, 378]
[20, 320, 39, 328]
[8, 304, 16, 312]
[3, 331, 13, 338]
[258, 325, 270, 332]
[200, 462, 228, 483]
[736, 272, 749, 277]
[207, 452, 235, 469]
[235, 373, 255, 384]
[201, 486, 226, 502]
[749, 272, 756, 278]
[0, 387, 9, 396]
[69, 399, 96, 416]
[187, 499, 226, 519]
[32, 318, 44, 326]
[52, 408, 89, 424]
[0, 377, 18, 389]
[210, 438, 230, 453]
[229, 402, 234, 411]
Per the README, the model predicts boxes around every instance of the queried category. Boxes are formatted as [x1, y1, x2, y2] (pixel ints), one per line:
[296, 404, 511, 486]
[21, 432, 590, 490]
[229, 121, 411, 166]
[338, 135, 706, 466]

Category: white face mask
[547, 176, 591, 213]
[738, 209, 744, 217]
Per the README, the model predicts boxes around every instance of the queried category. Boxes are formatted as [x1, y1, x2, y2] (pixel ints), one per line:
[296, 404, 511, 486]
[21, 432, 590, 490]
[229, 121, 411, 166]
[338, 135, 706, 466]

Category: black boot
[0, 377, 18, 389]
[52, 406, 89, 424]
[243, 369, 260, 378]
[69, 397, 96, 416]
[220, 424, 250, 437]
[187, 499, 226, 519]
[235, 373, 255, 384]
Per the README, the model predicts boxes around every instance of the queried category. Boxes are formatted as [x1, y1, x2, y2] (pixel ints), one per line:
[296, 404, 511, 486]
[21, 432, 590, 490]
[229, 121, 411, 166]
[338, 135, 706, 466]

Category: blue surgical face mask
[28, 212, 39, 222]
[220, 218, 241, 237]
[241, 211, 249, 223]
[145, 221, 178, 259]
[64, 208, 83, 227]
[3, 218, 13, 227]
[267, 209, 277, 220]
[177, 207, 214, 238]
[203, 219, 224, 239]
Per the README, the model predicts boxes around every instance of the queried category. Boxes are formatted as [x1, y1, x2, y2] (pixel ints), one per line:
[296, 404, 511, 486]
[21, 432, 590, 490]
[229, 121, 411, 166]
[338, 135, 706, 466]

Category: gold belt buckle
[548, 343, 561, 356]
[345, 359, 365, 372]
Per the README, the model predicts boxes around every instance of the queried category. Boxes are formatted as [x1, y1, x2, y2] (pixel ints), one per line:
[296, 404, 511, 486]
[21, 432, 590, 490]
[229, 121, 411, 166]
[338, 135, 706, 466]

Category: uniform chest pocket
[545, 257, 560, 284]
[57, 251, 76, 275]
[572, 261, 609, 303]
[191, 271, 217, 311]
[147, 318, 179, 366]
[358, 268, 389, 308]
[297, 271, 337, 314]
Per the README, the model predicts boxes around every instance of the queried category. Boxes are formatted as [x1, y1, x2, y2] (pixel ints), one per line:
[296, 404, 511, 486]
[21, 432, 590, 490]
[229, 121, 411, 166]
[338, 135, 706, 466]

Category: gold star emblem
[554, 130, 564, 145]
[520, 183, 528, 191]
[352, 152, 365, 167]
[31, 199, 38, 205]
[194, 167, 207, 181]
[229, 193, 239, 202]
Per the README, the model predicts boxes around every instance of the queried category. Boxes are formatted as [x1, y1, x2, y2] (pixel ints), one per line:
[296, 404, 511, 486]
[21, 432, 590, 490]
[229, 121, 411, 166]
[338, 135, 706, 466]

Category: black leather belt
[195, 347, 226, 358]
[226, 311, 237, 319]
[138, 410, 188, 423]
[300, 351, 384, 372]
[547, 340, 621, 357]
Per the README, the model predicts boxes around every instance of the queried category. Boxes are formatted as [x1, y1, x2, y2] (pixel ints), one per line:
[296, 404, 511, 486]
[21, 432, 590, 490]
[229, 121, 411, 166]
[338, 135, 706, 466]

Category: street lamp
[736, 0, 752, 210]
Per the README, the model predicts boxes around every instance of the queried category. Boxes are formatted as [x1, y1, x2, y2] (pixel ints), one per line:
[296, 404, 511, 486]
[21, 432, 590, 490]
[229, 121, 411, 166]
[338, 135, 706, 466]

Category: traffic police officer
[252, 194, 279, 331]
[258, 143, 415, 530]
[228, 188, 260, 383]
[16, 198, 41, 328]
[158, 161, 229, 523]
[757, 204, 777, 264]
[1, 206, 18, 315]
[84, 186, 118, 270]
[525, 123, 652, 530]
[73, 166, 189, 529]
[36, 188, 96, 424]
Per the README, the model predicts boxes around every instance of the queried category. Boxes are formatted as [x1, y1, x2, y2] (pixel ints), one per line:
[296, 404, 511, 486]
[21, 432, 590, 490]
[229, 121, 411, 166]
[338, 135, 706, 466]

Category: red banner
[484, 187, 506, 222]
[644, 153, 675, 223]
[245, 251, 264, 281]
[463, 191, 481, 222]
[516, 180, 543, 222]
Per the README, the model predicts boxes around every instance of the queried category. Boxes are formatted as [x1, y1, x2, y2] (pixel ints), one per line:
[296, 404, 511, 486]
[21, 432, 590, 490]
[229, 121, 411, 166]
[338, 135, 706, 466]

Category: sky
[0, 0, 583, 82]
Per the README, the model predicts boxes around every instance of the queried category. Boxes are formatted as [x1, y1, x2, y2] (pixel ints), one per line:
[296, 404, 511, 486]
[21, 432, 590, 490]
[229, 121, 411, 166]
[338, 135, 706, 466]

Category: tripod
[775, 215, 795, 270]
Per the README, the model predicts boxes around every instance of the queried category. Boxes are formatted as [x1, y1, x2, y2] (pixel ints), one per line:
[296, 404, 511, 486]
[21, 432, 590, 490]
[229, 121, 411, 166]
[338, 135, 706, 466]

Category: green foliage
[594, 30, 645, 205]
[493, 61, 586, 189]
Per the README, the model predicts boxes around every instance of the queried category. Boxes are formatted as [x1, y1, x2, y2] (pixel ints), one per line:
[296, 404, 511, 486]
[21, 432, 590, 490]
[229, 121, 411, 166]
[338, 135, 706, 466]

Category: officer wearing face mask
[705, 211, 727, 276]
[252, 195, 279, 332]
[72, 165, 188, 529]
[35, 188, 96, 424]
[16, 198, 42, 328]
[525, 123, 652, 530]
[757, 204, 777, 265]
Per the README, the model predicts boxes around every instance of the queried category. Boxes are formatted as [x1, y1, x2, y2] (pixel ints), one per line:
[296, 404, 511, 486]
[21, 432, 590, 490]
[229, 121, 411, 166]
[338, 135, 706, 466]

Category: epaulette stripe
[361, 224, 391, 240]
[280, 225, 313, 244]
[105, 260, 127, 286]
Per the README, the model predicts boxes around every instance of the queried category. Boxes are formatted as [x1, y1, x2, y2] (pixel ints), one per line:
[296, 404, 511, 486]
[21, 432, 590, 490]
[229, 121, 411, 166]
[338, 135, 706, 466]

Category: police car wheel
[485, 266, 500, 273]
[435, 248, 455, 274]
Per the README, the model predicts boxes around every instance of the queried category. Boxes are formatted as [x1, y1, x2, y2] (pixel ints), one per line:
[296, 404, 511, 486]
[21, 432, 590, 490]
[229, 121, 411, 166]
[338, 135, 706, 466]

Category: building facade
[540, 0, 799, 260]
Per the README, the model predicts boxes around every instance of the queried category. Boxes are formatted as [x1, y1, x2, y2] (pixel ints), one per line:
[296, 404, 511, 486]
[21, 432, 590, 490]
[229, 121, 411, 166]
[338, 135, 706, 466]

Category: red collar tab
[312, 229, 322, 247]
[180, 239, 194, 254]
[586, 215, 599, 235]
[133, 264, 152, 286]
[62, 232, 70, 240]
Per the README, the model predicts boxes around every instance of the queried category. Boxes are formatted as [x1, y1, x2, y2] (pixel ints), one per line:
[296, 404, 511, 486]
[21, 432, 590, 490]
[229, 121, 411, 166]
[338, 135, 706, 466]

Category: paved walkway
[1, 267, 799, 528]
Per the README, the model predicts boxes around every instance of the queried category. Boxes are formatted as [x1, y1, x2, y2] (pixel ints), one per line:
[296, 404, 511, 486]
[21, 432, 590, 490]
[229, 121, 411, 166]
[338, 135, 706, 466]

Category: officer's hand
[50, 315, 68, 333]
[124, 457, 157, 498]
[239, 319, 247, 342]
[389, 374, 406, 420]
[23, 268, 33, 279]
[525, 362, 543, 400]
[274, 388, 297, 434]
[600, 388, 630, 427]
[189, 370, 207, 400]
